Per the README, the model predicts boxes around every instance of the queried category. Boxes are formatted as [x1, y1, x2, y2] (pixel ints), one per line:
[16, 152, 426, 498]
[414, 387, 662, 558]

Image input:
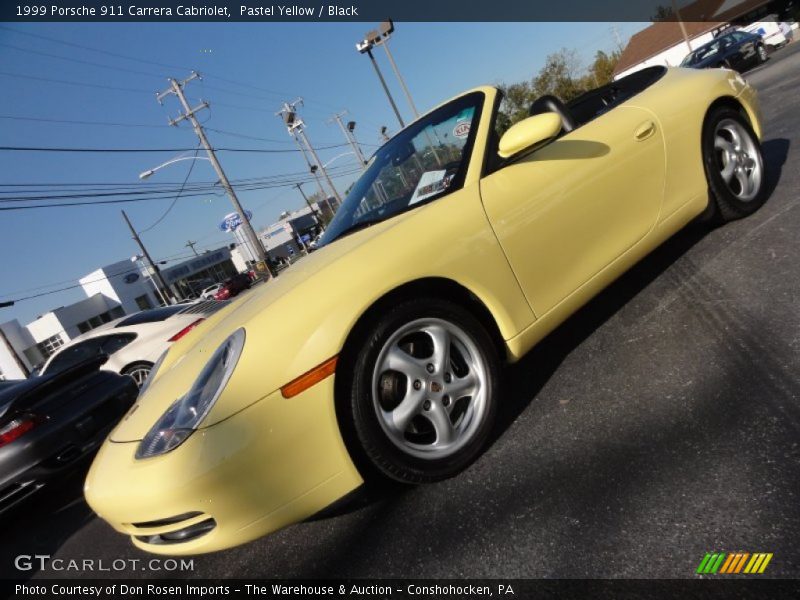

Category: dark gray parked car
[0, 355, 137, 515]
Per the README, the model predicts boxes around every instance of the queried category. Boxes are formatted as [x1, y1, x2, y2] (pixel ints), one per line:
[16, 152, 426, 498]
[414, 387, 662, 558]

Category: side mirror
[498, 112, 562, 159]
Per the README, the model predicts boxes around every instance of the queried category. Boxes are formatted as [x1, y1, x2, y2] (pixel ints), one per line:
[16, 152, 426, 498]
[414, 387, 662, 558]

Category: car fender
[111, 181, 533, 441]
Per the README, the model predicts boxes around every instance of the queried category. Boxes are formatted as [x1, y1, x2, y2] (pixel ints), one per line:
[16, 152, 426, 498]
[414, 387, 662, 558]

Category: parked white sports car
[41, 301, 227, 387]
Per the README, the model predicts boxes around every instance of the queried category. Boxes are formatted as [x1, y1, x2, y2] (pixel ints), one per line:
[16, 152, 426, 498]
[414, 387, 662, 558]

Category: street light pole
[380, 36, 419, 119]
[357, 39, 405, 128]
[132, 254, 169, 307]
[122, 210, 174, 304]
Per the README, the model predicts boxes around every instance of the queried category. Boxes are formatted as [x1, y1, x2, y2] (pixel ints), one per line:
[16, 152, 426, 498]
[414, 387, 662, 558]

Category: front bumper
[84, 376, 363, 555]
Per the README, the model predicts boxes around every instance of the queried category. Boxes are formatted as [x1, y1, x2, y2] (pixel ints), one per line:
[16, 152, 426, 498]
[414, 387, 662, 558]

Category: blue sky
[0, 21, 645, 324]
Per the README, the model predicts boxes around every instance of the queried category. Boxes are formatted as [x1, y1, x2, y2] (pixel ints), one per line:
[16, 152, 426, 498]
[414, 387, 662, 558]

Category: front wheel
[702, 106, 767, 222]
[342, 298, 501, 484]
[757, 44, 768, 63]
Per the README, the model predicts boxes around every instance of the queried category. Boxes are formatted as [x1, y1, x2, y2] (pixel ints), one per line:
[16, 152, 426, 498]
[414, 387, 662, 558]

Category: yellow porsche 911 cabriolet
[85, 65, 766, 554]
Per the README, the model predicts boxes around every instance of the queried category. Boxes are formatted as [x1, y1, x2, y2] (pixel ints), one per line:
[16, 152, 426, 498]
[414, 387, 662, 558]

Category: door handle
[634, 120, 656, 141]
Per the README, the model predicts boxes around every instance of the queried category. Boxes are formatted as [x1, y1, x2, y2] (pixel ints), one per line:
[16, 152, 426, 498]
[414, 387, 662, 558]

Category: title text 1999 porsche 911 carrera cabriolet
[85, 65, 767, 554]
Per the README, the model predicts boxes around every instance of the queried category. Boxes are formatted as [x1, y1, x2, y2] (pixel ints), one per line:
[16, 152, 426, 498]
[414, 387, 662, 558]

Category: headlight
[135, 328, 245, 460]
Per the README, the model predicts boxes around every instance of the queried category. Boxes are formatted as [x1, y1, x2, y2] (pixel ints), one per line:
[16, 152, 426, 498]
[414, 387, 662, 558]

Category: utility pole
[294, 182, 323, 224]
[671, 0, 692, 54]
[157, 72, 271, 278]
[611, 25, 624, 52]
[122, 210, 174, 304]
[329, 111, 368, 170]
[277, 98, 343, 206]
[292, 131, 328, 200]
[185, 240, 199, 256]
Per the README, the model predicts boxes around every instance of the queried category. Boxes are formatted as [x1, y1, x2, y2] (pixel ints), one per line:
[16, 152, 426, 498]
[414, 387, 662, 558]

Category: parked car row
[0, 294, 243, 516]
[681, 18, 794, 74]
[42, 300, 228, 387]
[681, 30, 769, 72]
[0, 355, 138, 515]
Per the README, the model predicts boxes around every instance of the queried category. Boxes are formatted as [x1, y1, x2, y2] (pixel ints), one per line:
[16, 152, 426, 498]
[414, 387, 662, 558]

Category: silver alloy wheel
[126, 365, 151, 388]
[758, 45, 768, 61]
[371, 318, 489, 460]
[713, 118, 763, 202]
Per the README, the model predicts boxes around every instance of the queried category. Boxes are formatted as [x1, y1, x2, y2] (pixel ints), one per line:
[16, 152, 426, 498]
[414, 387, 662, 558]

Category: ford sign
[219, 210, 253, 232]
[123, 273, 140, 284]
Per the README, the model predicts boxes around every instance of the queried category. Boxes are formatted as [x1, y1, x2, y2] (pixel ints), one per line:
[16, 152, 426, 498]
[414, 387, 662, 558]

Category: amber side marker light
[281, 356, 338, 398]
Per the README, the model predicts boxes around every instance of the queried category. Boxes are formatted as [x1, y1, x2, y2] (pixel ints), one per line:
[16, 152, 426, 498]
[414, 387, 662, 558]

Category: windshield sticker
[410, 170, 453, 205]
[453, 119, 471, 139]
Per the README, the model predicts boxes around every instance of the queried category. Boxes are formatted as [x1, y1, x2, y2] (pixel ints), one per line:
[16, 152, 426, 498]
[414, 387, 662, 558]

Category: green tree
[531, 48, 584, 101]
[651, 5, 675, 21]
[496, 46, 623, 132]
[497, 81, 535, 128]
[586, 49, 622, 88]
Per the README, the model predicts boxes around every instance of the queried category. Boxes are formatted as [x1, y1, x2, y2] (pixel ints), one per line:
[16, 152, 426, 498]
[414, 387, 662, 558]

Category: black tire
[340, 298, 501, 484]
[702, 106, 767, 223]
[757, 44, 769, 64]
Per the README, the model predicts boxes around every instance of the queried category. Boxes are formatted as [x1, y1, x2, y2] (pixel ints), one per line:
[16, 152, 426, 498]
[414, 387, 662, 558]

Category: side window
[44, 338, 105, 374]
[101, 334, 137, 355]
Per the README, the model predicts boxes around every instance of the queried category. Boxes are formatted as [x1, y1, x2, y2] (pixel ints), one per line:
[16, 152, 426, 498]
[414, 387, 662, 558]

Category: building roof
[614, 20, 722, 76]
[613, 0, 773, 76]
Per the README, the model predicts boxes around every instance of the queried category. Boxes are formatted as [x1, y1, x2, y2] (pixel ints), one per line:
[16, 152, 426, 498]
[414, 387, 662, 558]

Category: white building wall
[230, 247, 249, 273]
[615, 32, 718, 80]
[26, 312, 68, 345]
[26, 294, 117, 344]
[80, 260, 157, 315]
[0, 320, 35, 378]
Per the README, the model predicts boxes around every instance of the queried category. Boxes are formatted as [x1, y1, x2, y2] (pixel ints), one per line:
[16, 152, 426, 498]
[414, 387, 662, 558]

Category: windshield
[681, 37, 730, 65]
[43, 334, 136, 375]
[318, 91, 483, 246]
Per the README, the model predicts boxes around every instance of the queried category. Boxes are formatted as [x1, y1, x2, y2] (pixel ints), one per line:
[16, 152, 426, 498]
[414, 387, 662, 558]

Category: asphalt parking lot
[3, 42, 799, 581]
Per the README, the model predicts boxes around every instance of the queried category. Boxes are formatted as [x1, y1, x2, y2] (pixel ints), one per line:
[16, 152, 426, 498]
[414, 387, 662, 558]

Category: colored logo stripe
[697, 552, 773, 574]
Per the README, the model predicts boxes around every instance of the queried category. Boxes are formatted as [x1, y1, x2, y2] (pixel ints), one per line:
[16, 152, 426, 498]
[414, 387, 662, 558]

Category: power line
[0, 25, 337, 111]
[0, 165, 357, 186]
[0, 143, 351, 153]
[0, 167, 363, 211]
[138, 145, 201, 234]
[0, 69, 151, 93]
[0, 114, 166, 129]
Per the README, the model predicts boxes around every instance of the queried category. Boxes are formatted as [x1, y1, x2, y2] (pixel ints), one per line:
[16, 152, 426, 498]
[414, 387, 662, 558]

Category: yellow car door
[479, 105, 666, 316]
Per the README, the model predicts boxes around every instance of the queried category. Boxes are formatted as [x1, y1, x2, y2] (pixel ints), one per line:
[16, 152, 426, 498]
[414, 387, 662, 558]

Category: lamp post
[357, 35, 405, 128]
[139, 155, 267, 275]
[374, 20, 419, 119]
[138, 155, 212, 180]
[131, 254, 169, 307]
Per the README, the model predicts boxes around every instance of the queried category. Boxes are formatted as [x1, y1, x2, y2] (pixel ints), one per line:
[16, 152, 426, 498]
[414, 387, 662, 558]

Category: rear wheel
[757, 44, 768, 63]
[342, 298, 500, 484]
[702, 107, 767, 222]
[122, 362, 153, 388]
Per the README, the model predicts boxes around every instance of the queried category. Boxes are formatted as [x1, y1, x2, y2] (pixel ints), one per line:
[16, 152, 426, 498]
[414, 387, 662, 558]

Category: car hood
[108, 215, 402, 443]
